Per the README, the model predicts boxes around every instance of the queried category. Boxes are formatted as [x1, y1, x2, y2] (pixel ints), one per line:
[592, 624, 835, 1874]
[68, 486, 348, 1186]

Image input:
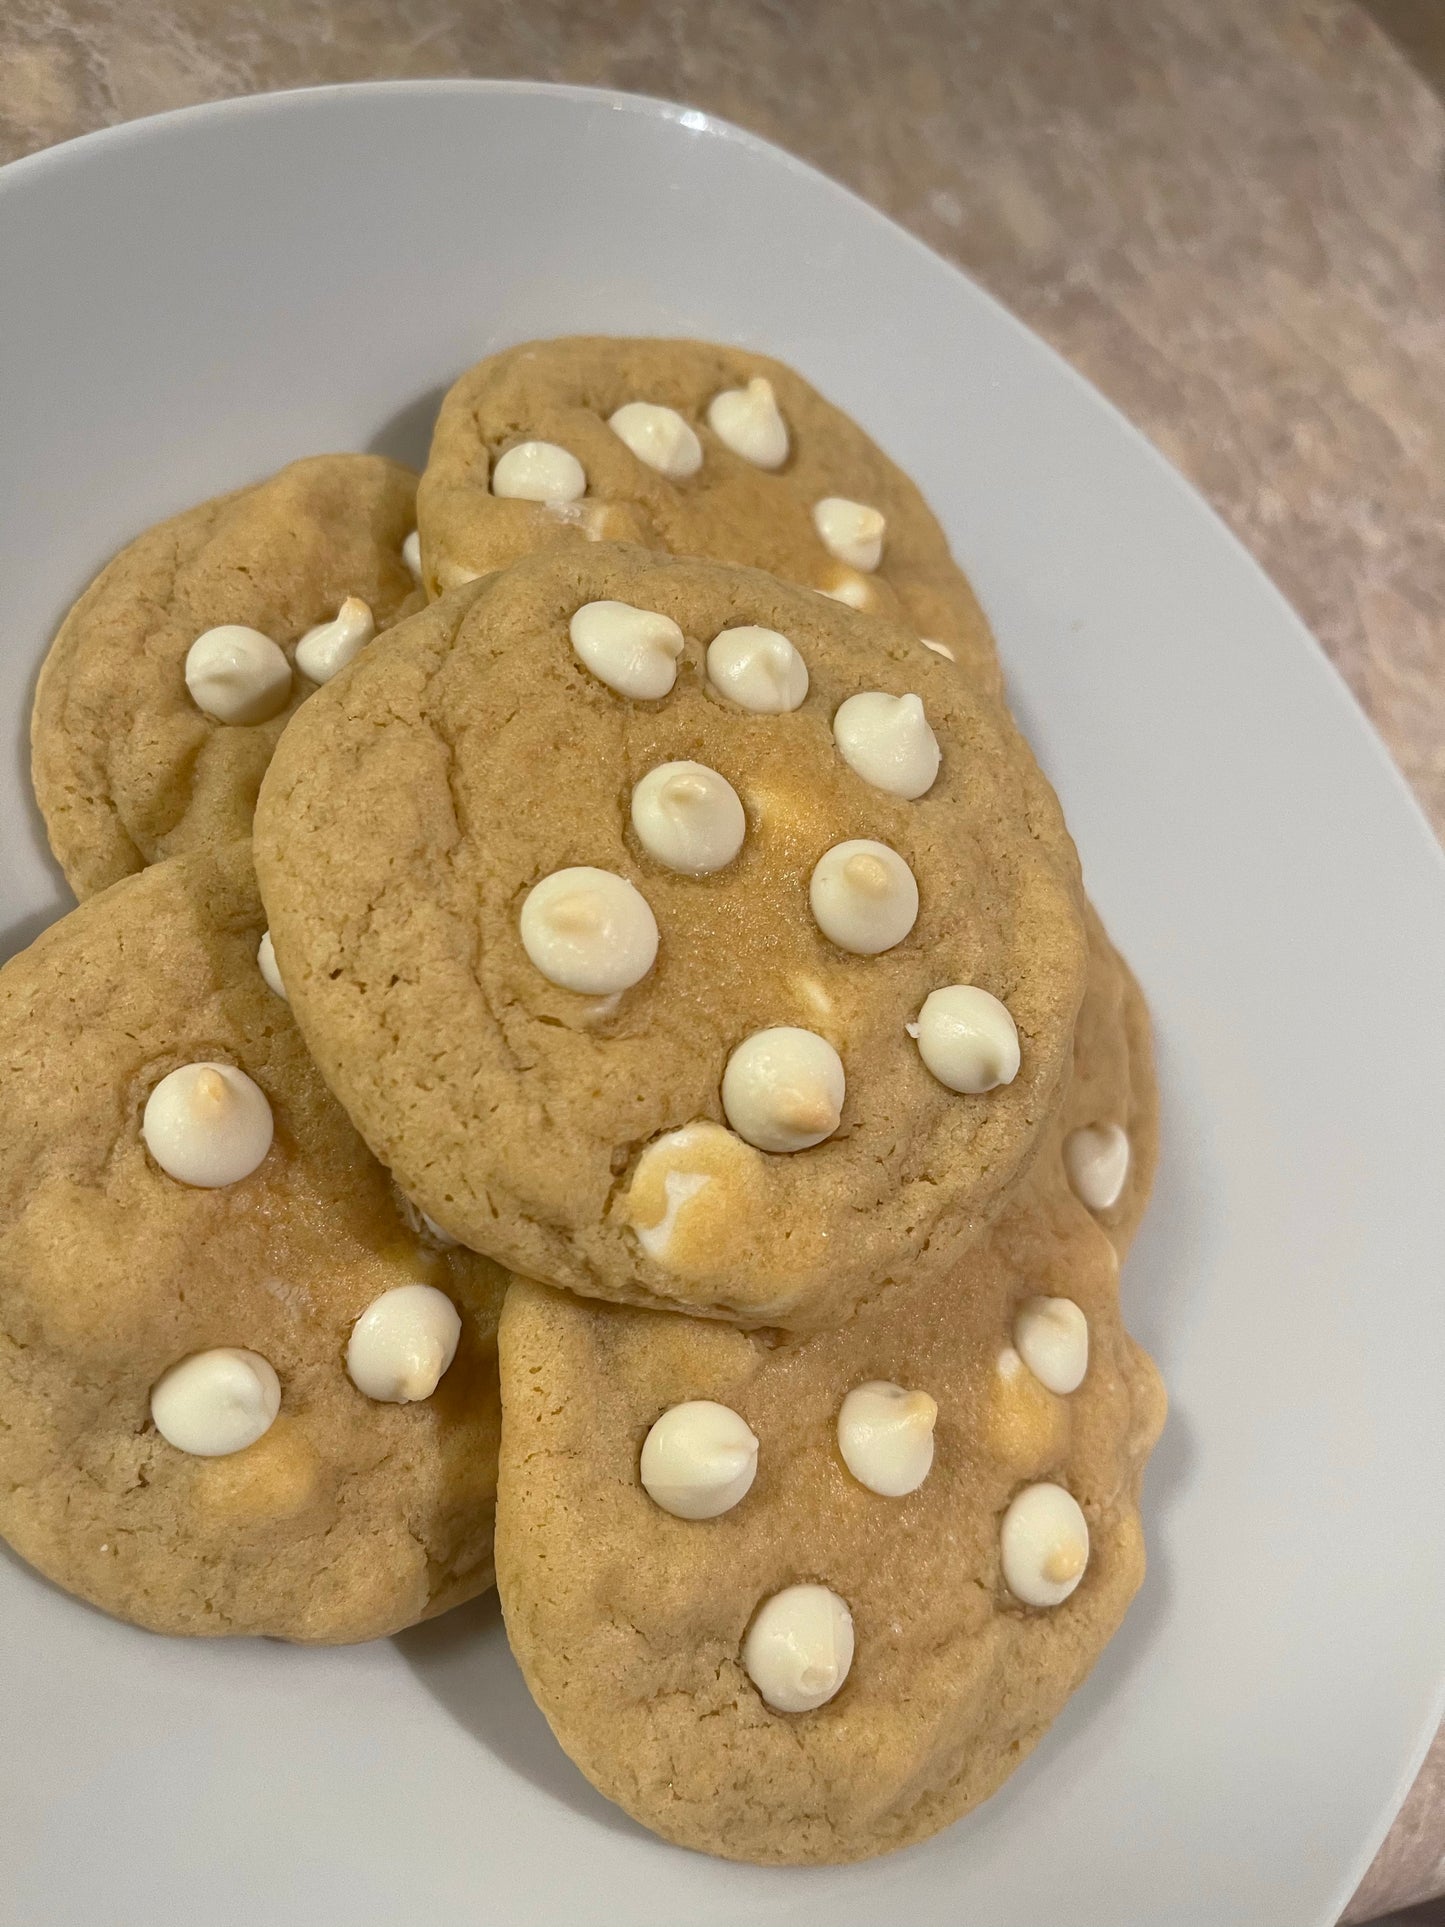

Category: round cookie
[415, 336, 1001, 691]
[32, 454, 420, 899]
[253, 545, 1087, 1330]
[494, 910, 1163, 1863]
[0, 843, 504, 1642]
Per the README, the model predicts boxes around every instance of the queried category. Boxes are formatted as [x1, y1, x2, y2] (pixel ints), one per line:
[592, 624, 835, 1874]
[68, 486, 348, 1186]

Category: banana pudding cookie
[494, 910, 1163, 1863]
[0, 843, 503, 1643]
[32, 454, 421, 898]
[415, 336, 1000, 691]
[254, 545, 1086, 1329]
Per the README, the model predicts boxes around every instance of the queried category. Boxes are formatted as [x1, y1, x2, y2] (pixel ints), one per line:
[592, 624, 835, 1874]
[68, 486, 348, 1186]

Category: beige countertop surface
[2, 0, 1442, 1918]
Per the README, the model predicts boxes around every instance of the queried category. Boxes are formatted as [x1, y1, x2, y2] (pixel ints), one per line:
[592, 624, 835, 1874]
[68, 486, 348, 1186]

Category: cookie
[0, 843, 504, 1643]
[415, 336, 1000, 691]
[32, 454, 421, 899]
[253, 545, 1087, 1330]
[493, 909, 1163, 1863]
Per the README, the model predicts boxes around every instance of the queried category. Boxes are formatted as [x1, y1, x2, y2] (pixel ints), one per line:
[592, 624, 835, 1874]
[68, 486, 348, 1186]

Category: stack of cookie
[3, 340, 1162, 1864]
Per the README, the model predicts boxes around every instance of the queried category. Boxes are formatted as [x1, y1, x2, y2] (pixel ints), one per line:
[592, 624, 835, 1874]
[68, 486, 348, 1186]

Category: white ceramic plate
[2, 80, 1443, 1927]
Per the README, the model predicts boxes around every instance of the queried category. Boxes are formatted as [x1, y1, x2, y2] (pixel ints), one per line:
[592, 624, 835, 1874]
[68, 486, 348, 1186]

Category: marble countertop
[2, 0, 1442, 1917]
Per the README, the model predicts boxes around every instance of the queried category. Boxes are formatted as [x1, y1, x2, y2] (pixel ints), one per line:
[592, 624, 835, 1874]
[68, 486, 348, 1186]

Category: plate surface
[2, 80, 1443, 1927]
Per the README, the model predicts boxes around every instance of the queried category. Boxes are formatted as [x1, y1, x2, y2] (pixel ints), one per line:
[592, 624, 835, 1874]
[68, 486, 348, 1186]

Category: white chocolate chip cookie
[32, 455, 421, 898]
[494, 908, 1163, 1863]
[254, 546, 1087, 1330]
[0, 843, 504, 1642]
[414, 337, 1001, 692]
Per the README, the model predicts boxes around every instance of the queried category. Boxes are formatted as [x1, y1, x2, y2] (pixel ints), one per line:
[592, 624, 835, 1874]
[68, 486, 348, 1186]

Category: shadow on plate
[394, 1590, 646, 1840]
[367, 384, 451, 471]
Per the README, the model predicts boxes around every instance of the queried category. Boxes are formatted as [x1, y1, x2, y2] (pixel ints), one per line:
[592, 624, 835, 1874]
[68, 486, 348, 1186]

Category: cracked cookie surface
[32, 454, 419, 898]
[416, 336, 1000, 691]
[494, 910, 1163, 1863]
[0, 843, 503, 1642]
[254, 544, 1086, 1330]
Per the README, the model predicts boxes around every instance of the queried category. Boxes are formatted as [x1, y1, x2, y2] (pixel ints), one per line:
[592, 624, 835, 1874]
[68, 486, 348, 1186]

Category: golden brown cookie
[494, 911, 1162, 1863]
[254, 545, 1086, 1330]
[416, 336, 1000, 691]
[32, 454, 420, 898]
[0, 843, 503, 1643]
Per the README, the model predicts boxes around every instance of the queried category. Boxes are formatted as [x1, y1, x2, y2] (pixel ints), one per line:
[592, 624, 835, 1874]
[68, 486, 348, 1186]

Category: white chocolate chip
[909, 986, 1020, 1095]
[743, 1583, 854, 1712]
[997, 1344, 1025, 1382]
[547, 500, 632, 542]
[987, 1345, 1070, 1472]
[832, 691, 941, 799]
[435, 557, 484, 591]
[346, 1284, 462, 1403]
[634, 1168, 710, 1261]
[813, 497, 885, 571]
[150, 1348, 281, 1457]
[706, 626, 809, 713]
[256, 930, 287, 1001]
[492, 440, 586, 503]
[570, 600, 685, 700]
[295, 595, 376, 684]
[631, 762, 746, 875]
[1000, 1482, 1090, 1607]
[792, 973, 835, 1019]
[921, 638, 955, 661]
[722, 1026, 844, 1153]
[142, 1062, 274, 1187]
[837, 1380, 938, 1496]
[820, 571, 876, 611]
[581, 501, 628, 541]
[608, 401, 703, 478]
[184, 625, 292, 724]
[396, 1189, 461, 1249]
[402, 529, 423, 582]
[809, 839, 918, 955]
[519, 866, 658, 994]
[624, 1121, 764, 1274]
[640, 1400, 758, 1518]
[707, 377, 789, 469]
[1014, 1297, 1089, 1395]
[1063, 1123, 1131, 1212]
